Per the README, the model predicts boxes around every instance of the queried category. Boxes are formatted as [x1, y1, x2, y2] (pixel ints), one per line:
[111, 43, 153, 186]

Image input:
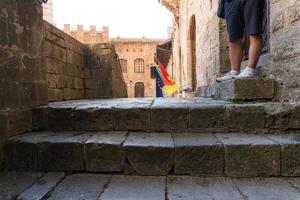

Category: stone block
[123, 132, 174, 175]
[17, 172, 65, 200]
[100, 176, 165, 200]
[167, 176, 243, 200]
[74, 78, 84, 89]
[32, 107, 48, 131]
[8, 109, 32, 137]
[233, 178, 300, 200]
[44, 42, 66, 62]
[173, 133, 224, 176]
[63, 76, 74, 89]
[226, 105, 265, 131]
[85, 79, 99, 89]
[214, 79, 275, 100]
[216, 134, 280, 177]
[48, 107, 74, 131]
[189, 104, 226, 132]
[0, 80, 20, 110]
[5, 133, 50, 171]
[114, 101, 152, 131]
[0, 112, 8, 142]
[74, 107, 114, 131]
[48, 88, 64, 102]
[46, 57, 65, 74]
[0, 172, 44, 200]
[265, 104, 300, 131]
[265, 135, 300, 177]
[19, 82, 40, 107]
[0, 16, 8, 46]
[63, 88, 77, 100]
[46, 174, 111, 200]
[151, 100, 189, 132]
[63, 64, 75, 77]
[85, 132, 127, 172]
[0, 55, 21, 82]
[38, 133, 89, 171]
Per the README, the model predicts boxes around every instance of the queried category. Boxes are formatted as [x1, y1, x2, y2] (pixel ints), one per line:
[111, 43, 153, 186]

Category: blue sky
[53, 0, 173, 39]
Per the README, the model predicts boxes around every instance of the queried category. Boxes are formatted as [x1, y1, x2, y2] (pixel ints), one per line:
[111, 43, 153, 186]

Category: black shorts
[225, 0, 265, 42]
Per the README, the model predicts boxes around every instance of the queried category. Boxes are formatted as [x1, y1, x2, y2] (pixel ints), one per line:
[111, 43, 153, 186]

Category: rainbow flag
[154, 60, 178, 95]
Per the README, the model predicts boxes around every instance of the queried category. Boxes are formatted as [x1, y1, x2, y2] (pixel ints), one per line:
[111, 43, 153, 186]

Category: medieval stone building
[112, 38, 165, 98]
[161, 0, 300, 101]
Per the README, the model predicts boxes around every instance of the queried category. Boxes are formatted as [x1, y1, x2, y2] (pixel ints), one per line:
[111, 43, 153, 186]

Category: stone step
[198, 78, 275, 100]
[32, 98, 300, 133]
[4, 131, 300, 177]
[2, 172, 300, 200]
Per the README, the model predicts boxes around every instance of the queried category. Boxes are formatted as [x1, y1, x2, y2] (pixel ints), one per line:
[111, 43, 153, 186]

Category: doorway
[135, 82, 145, 97]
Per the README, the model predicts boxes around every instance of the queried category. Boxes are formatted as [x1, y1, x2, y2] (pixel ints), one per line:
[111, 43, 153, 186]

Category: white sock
[230, 70, 240, 75]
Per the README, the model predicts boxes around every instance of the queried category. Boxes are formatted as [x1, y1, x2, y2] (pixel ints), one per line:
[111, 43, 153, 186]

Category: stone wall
[86, 43, 128, 99]
[269, 0, 300, 101]
[44, 21, 87, 101]
[167, 0, 230, 89]
[44, 22, 127, 101]
[0, 0, 46, 169]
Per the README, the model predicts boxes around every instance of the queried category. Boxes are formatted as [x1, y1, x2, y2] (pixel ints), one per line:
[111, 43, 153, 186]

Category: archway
[187, 15, 197, 91]
[135, 82, 145, 97]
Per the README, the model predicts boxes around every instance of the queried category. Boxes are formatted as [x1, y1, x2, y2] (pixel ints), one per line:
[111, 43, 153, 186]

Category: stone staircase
[4, 97, 300, 177]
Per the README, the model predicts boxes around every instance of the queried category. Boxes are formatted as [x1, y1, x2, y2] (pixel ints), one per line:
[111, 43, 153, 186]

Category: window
[119, 59, 127, 73]
[134, 58, 144, 73]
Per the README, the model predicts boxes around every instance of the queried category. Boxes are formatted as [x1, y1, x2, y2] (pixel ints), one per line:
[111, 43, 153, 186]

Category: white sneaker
[236, 67, 255, 79]
[216, 72, 238, 82]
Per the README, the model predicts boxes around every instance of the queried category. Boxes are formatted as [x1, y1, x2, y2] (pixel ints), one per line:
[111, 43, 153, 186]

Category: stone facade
[43, 0, 54, 24]
[111, 38, 165, 98]
[162, 0, 300, 101]
[63, 25, 109, 44]
[162, 0, 230, 91]
[0, 0, 47, 168]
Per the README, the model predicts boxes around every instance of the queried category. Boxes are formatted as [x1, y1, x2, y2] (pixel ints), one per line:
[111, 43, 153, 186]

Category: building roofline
[110, 38, 167, 43]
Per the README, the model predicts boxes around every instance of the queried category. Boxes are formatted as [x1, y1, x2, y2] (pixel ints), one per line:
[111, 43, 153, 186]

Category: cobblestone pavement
[1, 172, 300, 200]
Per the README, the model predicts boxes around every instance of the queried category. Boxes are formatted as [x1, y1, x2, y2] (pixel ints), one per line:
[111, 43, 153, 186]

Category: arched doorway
[135, 82, 145, 97]
[188, 15, 197, 91]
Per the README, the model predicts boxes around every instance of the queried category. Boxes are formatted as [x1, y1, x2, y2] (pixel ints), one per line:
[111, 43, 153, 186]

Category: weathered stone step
[2, 173, 300, 200]
[32, 98, 300, 133]
[5, 131, 300, 177]
[198, 78, 275, 100]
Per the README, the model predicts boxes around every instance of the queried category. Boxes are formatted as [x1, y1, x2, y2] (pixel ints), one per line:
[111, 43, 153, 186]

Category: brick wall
[0, 0, 46, 169]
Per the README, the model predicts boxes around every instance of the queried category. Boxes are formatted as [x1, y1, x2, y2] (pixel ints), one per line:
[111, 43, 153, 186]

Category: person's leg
[236, 0, 265, 78]
[248, 34, 262, 69]
[229, 39, 243, 71]
[216, 0, 244, 82]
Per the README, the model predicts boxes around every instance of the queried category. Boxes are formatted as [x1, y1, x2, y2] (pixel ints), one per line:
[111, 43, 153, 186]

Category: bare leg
[229, 39, 243, 71]
[248, 34, 262, 69]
